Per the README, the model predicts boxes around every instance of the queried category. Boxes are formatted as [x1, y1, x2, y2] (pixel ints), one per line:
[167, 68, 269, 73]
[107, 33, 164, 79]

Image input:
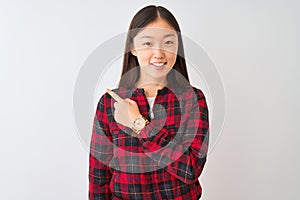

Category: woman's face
[131, 18, 178, 85]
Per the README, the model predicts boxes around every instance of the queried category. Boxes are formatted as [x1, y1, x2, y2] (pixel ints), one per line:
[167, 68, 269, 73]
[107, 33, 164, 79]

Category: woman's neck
[135, 81, 167, 98]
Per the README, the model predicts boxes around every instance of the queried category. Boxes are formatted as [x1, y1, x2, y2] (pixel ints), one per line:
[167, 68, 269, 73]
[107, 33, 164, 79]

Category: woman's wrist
[131, 114, 150, 136]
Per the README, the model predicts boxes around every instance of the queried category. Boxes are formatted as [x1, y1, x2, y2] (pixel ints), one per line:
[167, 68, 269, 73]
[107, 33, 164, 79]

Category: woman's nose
[152, 47, 165, 58]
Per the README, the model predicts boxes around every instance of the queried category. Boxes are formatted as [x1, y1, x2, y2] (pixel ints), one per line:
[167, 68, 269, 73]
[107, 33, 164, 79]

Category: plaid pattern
[89, 85, 209, 200]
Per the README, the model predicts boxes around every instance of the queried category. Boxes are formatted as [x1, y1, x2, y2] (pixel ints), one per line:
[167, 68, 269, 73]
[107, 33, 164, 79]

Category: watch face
[134, 118, 145, 130]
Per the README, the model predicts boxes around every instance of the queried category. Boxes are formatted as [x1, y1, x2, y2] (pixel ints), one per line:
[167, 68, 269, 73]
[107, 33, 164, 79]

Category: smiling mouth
[151, 62, 167, 67]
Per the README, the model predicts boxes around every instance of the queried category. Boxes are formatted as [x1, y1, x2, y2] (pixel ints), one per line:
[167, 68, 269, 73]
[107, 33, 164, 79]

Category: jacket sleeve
[89, 94, 113, 199]
[136, 89, 209, 184]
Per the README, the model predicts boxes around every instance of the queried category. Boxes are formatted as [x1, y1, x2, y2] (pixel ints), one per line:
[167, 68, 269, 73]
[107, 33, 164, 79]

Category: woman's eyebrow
[139, 33, 176, 39]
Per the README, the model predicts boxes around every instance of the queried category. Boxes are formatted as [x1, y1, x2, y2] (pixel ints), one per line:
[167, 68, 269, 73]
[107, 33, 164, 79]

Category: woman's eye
[142, 42, 152, 46]
[164, 41, 174, 45]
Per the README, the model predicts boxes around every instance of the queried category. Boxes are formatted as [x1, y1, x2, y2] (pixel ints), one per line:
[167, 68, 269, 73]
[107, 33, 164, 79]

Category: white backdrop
[1, 0, 299, 199]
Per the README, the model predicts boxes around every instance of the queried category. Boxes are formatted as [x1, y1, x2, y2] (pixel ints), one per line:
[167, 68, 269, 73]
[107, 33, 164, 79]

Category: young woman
[89, 5, 209, 200]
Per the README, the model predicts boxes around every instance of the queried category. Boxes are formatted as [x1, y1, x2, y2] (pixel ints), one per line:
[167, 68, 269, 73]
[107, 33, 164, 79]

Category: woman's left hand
[106, 88, 141, 128]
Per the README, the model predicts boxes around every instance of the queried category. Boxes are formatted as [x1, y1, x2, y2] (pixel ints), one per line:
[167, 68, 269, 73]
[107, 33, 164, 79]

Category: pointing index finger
[106, 88, 124, 103]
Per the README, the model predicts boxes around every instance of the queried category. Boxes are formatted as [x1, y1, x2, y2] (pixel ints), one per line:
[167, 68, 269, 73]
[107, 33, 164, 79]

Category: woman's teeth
[152, 62, 166, 67]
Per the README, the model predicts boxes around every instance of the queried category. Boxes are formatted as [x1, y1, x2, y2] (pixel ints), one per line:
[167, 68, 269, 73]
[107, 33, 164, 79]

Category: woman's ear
[131, 50, 137, 56]
[130, 44, 137, 56]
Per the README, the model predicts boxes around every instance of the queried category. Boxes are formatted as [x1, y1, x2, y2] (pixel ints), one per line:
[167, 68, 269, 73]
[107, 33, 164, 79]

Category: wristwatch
[131, 115, 149, 136]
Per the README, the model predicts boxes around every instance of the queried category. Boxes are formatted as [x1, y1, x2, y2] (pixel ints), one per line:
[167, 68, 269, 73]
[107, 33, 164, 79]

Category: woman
[89, 5, 209, 200]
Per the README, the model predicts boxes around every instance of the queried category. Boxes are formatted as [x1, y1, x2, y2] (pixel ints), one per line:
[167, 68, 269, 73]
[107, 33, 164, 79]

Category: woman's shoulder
[191, 86, 206, 100]
[179, 85, 206, 101]
[97, 85, 206, 103]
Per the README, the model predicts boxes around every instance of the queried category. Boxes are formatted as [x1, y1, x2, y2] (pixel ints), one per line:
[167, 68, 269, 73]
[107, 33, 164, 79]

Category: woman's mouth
[151, 62, 167, 70]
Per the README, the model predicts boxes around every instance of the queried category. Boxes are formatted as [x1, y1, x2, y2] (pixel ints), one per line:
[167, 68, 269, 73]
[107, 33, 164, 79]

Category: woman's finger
[114, 102, 118, 108]
[106, 88, 124, 103]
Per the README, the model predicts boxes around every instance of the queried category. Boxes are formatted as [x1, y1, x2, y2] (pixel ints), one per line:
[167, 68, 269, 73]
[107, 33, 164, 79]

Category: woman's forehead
[134, 27, 178, 40]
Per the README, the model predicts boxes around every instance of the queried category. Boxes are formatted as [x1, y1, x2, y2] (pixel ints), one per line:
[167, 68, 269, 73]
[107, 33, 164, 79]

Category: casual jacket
[89, 85, 209, 200]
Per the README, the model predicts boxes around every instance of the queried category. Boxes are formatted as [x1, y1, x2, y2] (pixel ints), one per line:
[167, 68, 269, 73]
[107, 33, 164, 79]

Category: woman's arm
[89, 94, 113, 199]
[136, 89, 209, 184]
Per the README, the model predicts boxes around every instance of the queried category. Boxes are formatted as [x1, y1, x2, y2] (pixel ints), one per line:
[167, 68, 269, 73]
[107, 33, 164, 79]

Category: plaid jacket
[89, 85, 209, 200]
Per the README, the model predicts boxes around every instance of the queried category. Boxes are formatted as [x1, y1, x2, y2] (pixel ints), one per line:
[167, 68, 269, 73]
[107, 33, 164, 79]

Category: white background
[1, 0, 299, 199]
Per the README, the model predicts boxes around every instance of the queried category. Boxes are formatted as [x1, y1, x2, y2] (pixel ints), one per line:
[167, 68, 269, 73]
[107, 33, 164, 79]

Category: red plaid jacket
[89, 85, 209, 200]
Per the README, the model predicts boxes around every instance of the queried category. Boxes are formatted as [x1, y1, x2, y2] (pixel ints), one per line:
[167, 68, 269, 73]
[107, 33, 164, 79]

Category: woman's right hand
[106, 88, 142, 128]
